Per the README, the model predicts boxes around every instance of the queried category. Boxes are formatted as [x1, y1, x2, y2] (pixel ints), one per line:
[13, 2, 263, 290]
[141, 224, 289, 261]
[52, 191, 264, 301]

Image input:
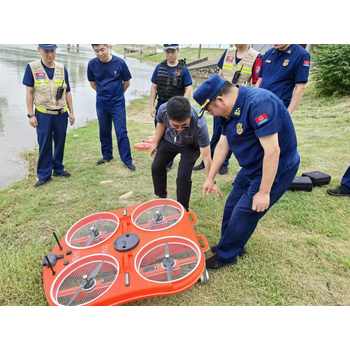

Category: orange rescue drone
[42, 199, 209, 306]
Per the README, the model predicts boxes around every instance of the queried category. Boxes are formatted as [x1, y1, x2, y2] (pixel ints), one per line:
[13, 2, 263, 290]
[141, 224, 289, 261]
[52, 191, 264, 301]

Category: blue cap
[193, 74, 226, 110]
[163, 44, 179, 50]
[38, 44, 57, 50]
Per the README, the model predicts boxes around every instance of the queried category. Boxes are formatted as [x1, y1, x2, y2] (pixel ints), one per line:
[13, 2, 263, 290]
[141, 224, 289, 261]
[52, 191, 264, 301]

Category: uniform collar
[229, 86, 247, 119]
[41, 59, 55, 69]
[274, 45, 293, 56]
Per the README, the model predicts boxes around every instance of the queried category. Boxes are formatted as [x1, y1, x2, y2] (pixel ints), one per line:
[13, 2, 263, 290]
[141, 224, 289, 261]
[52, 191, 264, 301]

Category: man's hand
[252, 191, 270, 212]
[202, 178, 222, 197]
[150, 145, 157, 157]
[69, 113, 76, 126]
[29, 116, 38, 128]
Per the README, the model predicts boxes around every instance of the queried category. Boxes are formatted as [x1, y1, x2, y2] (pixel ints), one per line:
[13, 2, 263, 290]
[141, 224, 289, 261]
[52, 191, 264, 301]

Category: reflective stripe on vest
[29, 60, 67, 112]
[35, 105, 68, 114]
[156, 61, 185, 102]
[222, 48, 259, 85]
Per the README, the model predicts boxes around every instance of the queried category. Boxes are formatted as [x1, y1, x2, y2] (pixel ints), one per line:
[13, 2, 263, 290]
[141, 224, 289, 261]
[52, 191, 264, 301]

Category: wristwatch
[27, 113, 35, 118]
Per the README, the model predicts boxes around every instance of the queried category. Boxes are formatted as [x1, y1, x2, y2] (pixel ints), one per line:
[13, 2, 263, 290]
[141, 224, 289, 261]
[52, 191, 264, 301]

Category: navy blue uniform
[216, 86, 300, 262]
[23, 62, 71, 181]
[341, 166, 350, 190]
[260, 44, 310, 107]
[87, 55, 133, 166]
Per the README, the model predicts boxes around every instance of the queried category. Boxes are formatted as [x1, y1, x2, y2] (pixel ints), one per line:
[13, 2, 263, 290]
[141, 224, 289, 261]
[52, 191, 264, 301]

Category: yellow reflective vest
[222, 47, 259, 85]
[29, 60, 67, 114]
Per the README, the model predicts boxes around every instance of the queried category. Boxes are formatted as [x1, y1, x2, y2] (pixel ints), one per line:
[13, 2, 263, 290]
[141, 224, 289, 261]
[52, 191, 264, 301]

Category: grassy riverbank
[0, 87, 349, 306]
[113, 45, 224, 64]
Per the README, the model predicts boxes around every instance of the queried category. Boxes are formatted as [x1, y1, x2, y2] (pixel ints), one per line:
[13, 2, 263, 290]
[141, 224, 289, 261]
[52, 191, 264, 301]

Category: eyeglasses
[169, 120, 190, 130]
[94, 47, 108, 54]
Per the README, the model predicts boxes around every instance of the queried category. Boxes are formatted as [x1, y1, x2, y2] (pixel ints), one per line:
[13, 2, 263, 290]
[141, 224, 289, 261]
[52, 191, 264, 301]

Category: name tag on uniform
[265, 59, 272, 63]
[35, 71, 46, 79]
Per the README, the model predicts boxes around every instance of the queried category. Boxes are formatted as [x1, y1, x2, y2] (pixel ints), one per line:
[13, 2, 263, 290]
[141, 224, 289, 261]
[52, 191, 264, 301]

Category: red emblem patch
[303, 60, 310, 66]
[255, 113, 269, 126]
[35, 71, 46, 79]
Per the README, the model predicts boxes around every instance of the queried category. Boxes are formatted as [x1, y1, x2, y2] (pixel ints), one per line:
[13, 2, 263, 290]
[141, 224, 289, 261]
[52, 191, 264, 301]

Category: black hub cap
[114, 233, 140, 252]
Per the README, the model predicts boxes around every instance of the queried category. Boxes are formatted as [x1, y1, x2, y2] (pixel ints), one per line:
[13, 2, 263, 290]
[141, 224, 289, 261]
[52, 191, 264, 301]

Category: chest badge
[35, 71, 46, 79]
[234, 107, 241, 117]
[282, 59, 289, 67]
[236, 122, 244, 135]
[265, 59, 272, 64]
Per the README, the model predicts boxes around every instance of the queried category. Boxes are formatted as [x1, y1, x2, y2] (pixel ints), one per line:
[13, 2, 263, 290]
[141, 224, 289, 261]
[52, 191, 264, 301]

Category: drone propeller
[83, 225, 100, 247]
[66, 260, 104, 306]
[163, 243, 174, 282]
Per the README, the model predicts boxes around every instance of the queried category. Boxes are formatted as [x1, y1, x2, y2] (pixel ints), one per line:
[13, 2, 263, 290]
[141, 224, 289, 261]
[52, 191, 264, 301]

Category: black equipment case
[301, 171, 331, 186]
[288, 176, 313, 192]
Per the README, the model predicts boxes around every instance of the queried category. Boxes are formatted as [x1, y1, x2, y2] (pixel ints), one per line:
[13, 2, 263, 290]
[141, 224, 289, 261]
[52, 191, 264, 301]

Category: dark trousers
[216, 161, 300, 262]
[152, 139, 200, 210]
[341, 166, 350, 190]
[96, 99, 132, 166]
[36, 112, 68, 181]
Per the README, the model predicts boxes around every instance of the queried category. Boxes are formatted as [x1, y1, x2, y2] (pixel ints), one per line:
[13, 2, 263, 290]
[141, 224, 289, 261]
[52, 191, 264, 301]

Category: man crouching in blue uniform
[194, 75, 300, 269]
[88, 44, 135, 171]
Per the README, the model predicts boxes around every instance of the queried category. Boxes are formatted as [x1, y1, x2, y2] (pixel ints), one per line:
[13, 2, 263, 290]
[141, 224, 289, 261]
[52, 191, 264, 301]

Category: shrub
[312, 45, 350, 96]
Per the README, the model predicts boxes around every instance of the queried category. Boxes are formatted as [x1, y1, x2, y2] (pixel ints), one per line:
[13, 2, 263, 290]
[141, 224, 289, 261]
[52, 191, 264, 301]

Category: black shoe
[34, 177, 51, 188]
[96, 158, 112, 165]
[53, 170, 71, 177]
[193, 162, 205, 171]
[126, 163, 136, 171]
[210, 245, 247, 257]
[219, 165, 228, 175]
[206, 254, 237, 270]
[327, 185, 350, 197]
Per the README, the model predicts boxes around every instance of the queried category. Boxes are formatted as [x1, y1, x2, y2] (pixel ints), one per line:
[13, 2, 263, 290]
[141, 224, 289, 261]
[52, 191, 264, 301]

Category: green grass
[113, 45, 224, 64]
[0, 88, 350, 306]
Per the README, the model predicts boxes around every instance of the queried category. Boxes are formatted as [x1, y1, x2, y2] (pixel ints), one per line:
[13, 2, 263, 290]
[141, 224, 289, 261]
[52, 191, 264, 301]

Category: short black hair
[166, 96, 192, 122]
[216, 81, 234, 97]
[91, 44, 108, 49]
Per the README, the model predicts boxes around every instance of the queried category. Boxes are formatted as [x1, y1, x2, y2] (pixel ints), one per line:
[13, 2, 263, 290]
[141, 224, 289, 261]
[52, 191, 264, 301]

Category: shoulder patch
[255, 113, 269, 126]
